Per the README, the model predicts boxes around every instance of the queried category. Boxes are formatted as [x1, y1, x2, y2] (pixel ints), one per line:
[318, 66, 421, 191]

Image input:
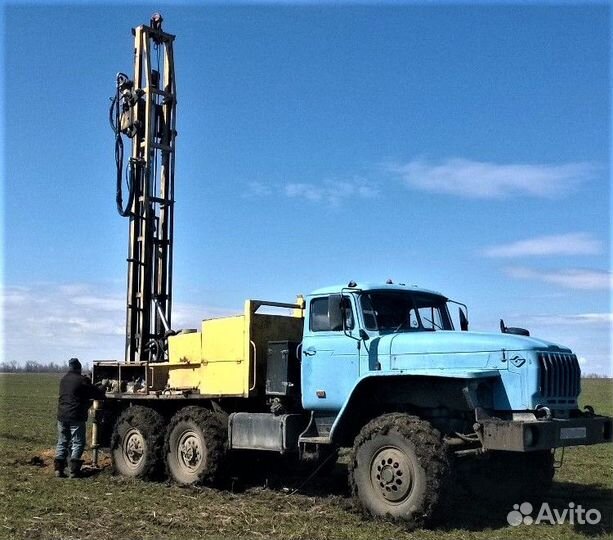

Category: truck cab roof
[309, 282, 445, 298]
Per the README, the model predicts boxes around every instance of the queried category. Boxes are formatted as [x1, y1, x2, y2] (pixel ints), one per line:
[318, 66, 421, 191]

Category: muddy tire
[349, 413, 450, 528]
[111, 405, 166, 479]
[463, 450, 554, 504]
[165, 406, 227, 486]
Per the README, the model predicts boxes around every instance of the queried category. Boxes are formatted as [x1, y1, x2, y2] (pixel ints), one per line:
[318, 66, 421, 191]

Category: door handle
[303, 346, 317, 356]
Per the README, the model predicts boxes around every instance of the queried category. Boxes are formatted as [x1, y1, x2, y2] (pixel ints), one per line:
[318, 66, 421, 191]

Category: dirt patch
[24, 448, 112, 474]
[27, 456, 45, 467]
[39, 448, 55, 463]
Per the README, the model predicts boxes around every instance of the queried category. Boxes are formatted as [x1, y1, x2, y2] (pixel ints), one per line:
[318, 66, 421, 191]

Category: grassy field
[0, 374, 611, 540]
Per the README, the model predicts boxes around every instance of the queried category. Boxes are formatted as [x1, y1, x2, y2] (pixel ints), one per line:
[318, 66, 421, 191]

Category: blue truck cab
[299, 282, 609, 443]
[293, 281, 612, 522]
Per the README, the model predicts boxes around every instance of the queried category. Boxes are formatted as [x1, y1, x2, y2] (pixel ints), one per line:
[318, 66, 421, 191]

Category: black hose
[108, 94, 118, 132]
[110, 80, 135, 217]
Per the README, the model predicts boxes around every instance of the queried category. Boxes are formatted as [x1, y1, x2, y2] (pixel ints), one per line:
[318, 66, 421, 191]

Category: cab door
[301, 294, 361, 413]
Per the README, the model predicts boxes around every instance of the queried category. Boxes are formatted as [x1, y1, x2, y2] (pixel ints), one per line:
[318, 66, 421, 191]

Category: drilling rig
[109, 12, 176, 364]
[92, 15, 612, 528]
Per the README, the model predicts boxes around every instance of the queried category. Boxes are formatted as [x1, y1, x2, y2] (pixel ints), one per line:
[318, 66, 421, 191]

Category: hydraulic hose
[110, 74, 135, 217]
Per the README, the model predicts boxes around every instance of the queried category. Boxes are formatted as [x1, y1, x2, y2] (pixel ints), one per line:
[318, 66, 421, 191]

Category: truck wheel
[111, 405, 165, 479]
[349, 413, 450, 527]
[165, 406, 227, 486]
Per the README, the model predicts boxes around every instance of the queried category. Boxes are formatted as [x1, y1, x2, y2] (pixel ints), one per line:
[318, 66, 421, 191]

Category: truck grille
[537, 352, 581, 399]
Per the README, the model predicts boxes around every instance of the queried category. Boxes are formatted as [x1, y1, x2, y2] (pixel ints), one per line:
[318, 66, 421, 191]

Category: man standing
[55, 358, 106, 478]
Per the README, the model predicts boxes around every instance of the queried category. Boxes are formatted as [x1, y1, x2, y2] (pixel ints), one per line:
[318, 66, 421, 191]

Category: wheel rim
[123, 428, 145, 470]
[370, 446, 413, 503]
[177, 430, 204, 472]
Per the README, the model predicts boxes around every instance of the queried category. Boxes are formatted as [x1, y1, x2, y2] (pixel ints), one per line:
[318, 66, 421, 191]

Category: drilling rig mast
[110, 13, 177, 363]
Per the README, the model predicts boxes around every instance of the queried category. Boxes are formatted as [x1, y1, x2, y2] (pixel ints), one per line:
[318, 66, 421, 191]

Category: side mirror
[359, 329, 370, 341]
[459, 308, 469, 331]
[328, 294, 344, 331]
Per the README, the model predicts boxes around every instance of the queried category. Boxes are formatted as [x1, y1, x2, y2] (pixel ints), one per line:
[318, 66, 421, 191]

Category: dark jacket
[57, 369, 106, 423]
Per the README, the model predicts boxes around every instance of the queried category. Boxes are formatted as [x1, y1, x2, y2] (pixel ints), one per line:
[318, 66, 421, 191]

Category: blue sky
[2, 3, 611, 374]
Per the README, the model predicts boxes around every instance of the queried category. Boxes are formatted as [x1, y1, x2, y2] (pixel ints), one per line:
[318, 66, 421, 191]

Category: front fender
[329, 369, 501, 445]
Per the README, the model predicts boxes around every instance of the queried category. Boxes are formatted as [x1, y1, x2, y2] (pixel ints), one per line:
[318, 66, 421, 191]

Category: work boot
[68, 459, 84, 478]
[54, 459, 66, 478]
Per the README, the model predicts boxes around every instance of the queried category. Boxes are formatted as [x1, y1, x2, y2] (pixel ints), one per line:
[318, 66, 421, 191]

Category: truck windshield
[360, 292, 453, 333]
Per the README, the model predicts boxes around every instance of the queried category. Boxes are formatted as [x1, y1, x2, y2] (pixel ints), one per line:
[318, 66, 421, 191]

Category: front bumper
[480, 414, 612, 452]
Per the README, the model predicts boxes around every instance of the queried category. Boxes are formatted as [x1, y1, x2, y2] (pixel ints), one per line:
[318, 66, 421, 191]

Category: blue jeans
[55, 421, 86, 461]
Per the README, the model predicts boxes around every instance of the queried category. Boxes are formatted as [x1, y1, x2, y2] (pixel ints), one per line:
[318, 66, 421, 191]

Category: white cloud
[245, 177, 379, 206]
[245, 181, 272, 197]
[1, 286, 30, 305]
[285, 183, 325, 201]
[285, 178, 379, 206]
[1, 283, 234, 365]
[390, 158, 595, 199]
[526, 313, 613, 326]
[71, 295, 125, 311]
[506, 267, 612, 290]
[484, 232, 603, 258]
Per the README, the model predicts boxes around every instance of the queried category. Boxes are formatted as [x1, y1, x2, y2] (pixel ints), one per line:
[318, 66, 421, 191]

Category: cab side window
[310, 296, 354, 332]
[310, 298, 330, 331]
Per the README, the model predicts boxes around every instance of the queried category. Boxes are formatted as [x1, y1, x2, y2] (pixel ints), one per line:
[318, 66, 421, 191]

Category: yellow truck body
[166, 299, 304, 397]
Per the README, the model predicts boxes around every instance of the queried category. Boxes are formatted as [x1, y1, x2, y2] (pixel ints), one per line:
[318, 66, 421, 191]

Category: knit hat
[68, 357, 82, 371]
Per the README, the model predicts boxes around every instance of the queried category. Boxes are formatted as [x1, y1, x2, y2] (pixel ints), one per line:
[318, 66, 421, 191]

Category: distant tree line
[0, 361, 90, 373]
